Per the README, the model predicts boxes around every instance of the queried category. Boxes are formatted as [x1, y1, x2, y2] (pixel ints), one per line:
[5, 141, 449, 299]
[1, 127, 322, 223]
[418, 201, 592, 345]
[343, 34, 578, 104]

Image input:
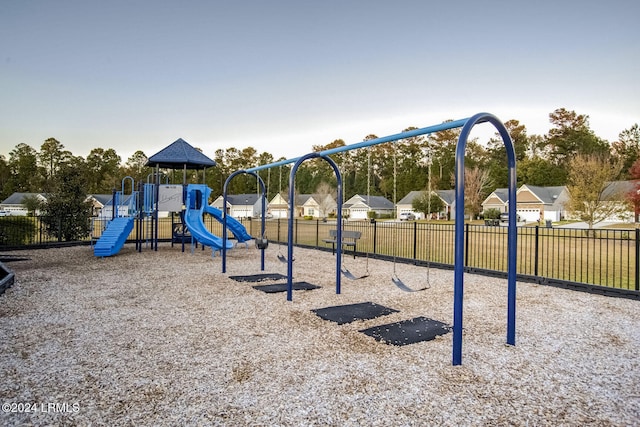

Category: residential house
[97, 194, 138, 219]
[296, 194, 337, 218]
[436, 189, 456, 220]
[516, 185, 570, 222]
[481, 188, 509, 214]
[482, 186, 569, 222]
[0, 192, 48, 216]
[266, 193, 337, 218]
[396, 190, 456, 220]
[211, 193, 265, 218]
[1, 192, 144, 218]
[86, 194, 113, 217]
[596, 180, 636, 222]
[343, 194, 394, 219]
[268, 193, 289, 218]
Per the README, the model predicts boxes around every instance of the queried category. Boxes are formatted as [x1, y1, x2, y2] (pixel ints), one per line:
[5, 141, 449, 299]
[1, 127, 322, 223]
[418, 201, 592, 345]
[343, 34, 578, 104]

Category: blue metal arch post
[453, 112, 517, 366]
[222, 170, 268, 273]
[287, 153, 343, 301]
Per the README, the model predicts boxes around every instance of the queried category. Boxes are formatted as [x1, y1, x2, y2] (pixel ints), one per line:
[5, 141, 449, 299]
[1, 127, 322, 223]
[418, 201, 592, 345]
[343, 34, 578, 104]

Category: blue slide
[184, 184, 236, 252]
[94, 217, 134, 257]
[204, 205, 253, 243]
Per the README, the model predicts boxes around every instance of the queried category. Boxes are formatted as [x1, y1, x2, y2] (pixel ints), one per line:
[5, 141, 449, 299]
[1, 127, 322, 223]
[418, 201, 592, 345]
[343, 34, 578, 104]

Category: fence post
[372, 219, 377, 254]
[316, 219, 319, 247]
[534, 225, 539, 278]
[464, 223, 470, 267]
[277, 218, 281, 243]
[635, 227, 640, 291]
[413, 221, 418, 261]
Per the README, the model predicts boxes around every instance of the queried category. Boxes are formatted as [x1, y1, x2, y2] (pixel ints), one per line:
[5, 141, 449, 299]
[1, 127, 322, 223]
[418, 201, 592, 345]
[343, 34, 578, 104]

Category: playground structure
[92, 179, 255, 258]
[93, 138, 256, 259]
[92, 113, 517, 366]
[244, 112, 517, 366]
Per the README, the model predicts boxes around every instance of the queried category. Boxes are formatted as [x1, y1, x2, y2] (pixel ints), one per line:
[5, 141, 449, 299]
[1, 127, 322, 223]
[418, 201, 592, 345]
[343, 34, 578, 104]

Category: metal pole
[246, 119, 471, 173]
[222, 170, 267, 273]
[453, 112, 517, 366]
[287, 152, 343, 301]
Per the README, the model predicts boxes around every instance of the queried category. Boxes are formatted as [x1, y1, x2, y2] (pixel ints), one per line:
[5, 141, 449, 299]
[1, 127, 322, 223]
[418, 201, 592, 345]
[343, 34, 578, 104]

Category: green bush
[483, 208, 501, 220]
[0, 217, 37, 246]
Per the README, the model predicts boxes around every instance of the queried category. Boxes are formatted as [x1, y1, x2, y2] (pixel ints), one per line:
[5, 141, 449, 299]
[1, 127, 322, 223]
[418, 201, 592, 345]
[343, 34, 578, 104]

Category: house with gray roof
[515, 185, 569, 222]
[397, 190, 456, 220]
[0, 192, 48, 216]
[595, 180, 636, 222]
[268, 192, 289, 218]
[343, 194, 394, 219]
[266, 193, 337, 218]
[97, 194, 138, 219]
[87, 194, 115, 217]
[1, 192, 140, 218]
[295, 194, 336, 218]
[482, 185, 569, 222]
[211, 194, 265, 218]
[481, 188, 509, 214]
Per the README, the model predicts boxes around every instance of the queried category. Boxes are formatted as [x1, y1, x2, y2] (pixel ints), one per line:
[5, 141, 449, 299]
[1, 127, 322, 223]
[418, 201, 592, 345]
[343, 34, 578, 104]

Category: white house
[268, 193, 289, 218]
[0, 192, 48, 216]
[396, 190, 456, 220]
[593, 180, 636, 222]
[343, 194, 394, 219]
[266, 193, 337, 218]
[296, 194, 337, 218]
[211, 193, 265, 218]
[97, 194, 138, 219]
[86, 194, 112, 217]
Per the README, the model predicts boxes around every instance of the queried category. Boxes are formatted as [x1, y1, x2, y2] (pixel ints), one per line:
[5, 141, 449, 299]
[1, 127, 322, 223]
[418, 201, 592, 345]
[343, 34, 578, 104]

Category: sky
[1, 0, 639, 165]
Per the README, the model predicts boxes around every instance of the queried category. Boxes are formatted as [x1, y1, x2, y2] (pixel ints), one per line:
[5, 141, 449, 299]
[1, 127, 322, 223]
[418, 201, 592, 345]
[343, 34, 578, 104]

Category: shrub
[0, 217, 37, 246]
[483, 208, 501, 220]
[40, 164, 92, 241]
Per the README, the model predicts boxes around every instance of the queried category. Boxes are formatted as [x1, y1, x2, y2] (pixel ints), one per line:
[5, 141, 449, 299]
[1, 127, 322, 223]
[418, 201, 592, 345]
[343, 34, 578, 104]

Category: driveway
[555, 221, 618, 229]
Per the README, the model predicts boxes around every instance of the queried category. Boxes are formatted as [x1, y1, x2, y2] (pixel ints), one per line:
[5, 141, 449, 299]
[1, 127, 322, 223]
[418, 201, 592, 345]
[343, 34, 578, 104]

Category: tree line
[1, 108, 639, 219]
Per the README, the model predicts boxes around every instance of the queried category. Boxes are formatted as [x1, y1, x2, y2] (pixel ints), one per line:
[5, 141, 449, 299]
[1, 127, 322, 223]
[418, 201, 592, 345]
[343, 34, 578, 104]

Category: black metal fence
[1, 216, 638, 296]
[246, 219, 638, 293]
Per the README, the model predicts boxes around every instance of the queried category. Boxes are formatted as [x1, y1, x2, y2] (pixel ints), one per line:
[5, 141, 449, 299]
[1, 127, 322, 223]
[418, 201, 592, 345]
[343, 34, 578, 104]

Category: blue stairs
[94, 217, 134, 257]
